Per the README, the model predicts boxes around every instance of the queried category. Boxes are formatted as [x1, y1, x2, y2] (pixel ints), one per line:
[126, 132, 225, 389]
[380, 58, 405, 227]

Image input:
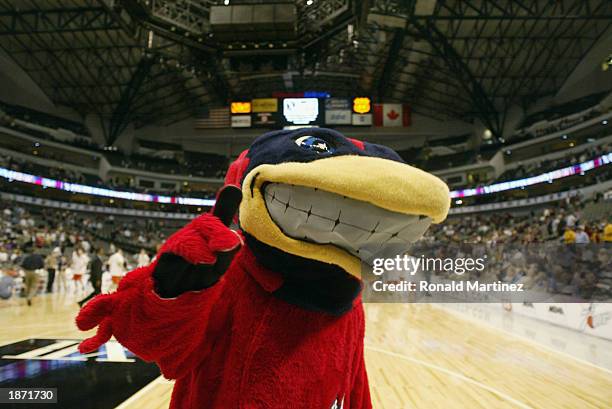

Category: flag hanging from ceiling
[373, 103, 411, 127]
[194, 107, 230, 129]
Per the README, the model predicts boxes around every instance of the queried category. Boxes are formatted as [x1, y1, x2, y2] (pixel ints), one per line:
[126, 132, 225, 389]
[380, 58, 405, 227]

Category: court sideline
[1, 296, 611, 409]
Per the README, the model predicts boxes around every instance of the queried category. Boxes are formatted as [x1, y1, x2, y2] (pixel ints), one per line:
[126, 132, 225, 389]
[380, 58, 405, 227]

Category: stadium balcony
[1, 89, 611, 220]
[3, 88, 611, 194]
[421, 91, 611, 181]
[517, 91, 608, 131]
[1, 102, 229, 185]
[396, 133, 473, 168]
[449, 162, 612, 214]
[502, 118, 611, 164]
[1, 141, 610, 222]
[0, 124, 224, 197]
[435, 109, 612, 190]
[0, 100, 91, 138]
[0, 178, 208, 216]
[496, 143, 610, 183]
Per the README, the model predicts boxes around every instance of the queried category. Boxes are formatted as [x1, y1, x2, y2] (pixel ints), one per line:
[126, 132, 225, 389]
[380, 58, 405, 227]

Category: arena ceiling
[0, 0, 611, 143]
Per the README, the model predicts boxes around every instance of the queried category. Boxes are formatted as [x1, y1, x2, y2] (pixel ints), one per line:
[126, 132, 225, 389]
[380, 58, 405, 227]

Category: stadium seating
[497, 143, 610, 183]
[0, 100, 91, 137]
[2, 190, 609, 302]
[518, 92, 607, 130]
[1, 89, 611, 213]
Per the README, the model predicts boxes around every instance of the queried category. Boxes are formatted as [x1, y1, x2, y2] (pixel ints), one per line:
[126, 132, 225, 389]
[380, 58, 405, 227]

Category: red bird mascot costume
[76, 128, 450, 408]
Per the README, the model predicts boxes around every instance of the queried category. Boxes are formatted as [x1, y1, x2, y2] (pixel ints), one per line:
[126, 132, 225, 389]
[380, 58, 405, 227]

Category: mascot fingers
[75, 293, 116, 331]
[78, 318, 113, 354]
[158, 184, 242, 264]
[160, 225, 215, 265]
[158, 216, 239, 264]
[195, 184, 243, 253]
[152, 200, 242, 299]
[203, 217, 243, 254]
[211, 184, 242, 227]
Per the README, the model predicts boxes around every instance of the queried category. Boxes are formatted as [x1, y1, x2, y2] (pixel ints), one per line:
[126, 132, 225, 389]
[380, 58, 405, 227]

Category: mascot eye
[294, 136, 335, 155]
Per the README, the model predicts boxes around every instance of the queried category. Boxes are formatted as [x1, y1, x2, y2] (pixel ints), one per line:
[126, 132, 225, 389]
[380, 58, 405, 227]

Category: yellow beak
[239, 155, 450, 278]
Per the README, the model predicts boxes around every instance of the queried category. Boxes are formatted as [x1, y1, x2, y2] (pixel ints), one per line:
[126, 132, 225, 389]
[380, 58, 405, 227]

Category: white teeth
[377, 213, 418, 233]
[397, 218, 431, 243]
[367, 232, 391, 246]
[264, 183, 432, 259]
[314, 201, 343, 220]
[288, 189, 309, 212]
[332, 222, 369, 242]
[302, 214, 334, 239]
[330, 223, 369, 251]
[334, 197, 365, 226]
[268, 183, 291, 205]
[286, 207, 309, 230]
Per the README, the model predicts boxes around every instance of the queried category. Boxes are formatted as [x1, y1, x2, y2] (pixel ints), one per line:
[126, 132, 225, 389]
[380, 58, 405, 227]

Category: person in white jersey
[136, 248, 150, 268]
[107, 248, 126, 292]
[70, 246, 89, 294]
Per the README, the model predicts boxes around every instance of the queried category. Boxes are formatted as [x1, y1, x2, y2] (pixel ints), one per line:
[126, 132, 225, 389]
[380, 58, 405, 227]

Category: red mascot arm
[75, 188, 242, 379]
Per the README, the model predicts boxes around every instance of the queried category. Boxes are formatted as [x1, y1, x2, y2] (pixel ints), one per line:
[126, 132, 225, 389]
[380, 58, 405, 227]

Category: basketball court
[2, 295, 610, 409]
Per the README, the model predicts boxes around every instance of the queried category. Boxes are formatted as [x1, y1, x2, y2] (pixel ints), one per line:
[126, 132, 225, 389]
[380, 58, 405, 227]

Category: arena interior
[0, 0, 611, 408]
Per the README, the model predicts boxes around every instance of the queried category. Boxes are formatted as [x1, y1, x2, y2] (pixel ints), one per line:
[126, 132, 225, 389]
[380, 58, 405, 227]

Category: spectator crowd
[421, 194, 612, 301]
[0, 202, 169, 305]
[1, 190, 610, 306]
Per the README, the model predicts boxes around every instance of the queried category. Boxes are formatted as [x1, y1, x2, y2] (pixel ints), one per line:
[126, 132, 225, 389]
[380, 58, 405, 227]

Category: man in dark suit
[78, 247, 105, 308]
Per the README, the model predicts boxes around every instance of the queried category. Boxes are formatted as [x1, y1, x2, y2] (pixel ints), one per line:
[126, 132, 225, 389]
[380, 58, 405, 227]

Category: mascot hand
[76, 186, 242, 353]
[76, 265, 150, 353]
[153, 184, 243, 298]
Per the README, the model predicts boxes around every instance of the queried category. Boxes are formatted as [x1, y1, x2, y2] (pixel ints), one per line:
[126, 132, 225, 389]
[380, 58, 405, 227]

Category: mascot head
[223, 127, 449, 283]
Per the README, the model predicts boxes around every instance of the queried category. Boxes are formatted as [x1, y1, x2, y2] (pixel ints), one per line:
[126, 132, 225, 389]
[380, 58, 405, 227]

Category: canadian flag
[373, 103, 411, 127]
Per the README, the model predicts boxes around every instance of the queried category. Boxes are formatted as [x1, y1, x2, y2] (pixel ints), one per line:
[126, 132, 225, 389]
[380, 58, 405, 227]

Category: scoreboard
[230, 95, 376, 129]
[230, 94, 410, 129]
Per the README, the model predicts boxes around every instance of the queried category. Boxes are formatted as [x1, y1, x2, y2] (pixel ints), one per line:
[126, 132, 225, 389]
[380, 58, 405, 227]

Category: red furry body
[77, 214, 371, 408]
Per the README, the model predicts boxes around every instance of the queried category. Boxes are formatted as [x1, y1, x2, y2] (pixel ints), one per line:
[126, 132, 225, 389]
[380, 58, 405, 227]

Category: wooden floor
[1, 293, 611, 409]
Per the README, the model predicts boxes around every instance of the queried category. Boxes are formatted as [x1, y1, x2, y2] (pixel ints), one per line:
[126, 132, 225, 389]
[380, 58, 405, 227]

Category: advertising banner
[325, 98, 350, 110]
[252, 98, 278, 113]
[230, 102, 251, 114]
[231, 115, 252, 128]
[325, 109, 352, 125]
[251, 112, 279, 127]
[352, 113, 373, 126]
